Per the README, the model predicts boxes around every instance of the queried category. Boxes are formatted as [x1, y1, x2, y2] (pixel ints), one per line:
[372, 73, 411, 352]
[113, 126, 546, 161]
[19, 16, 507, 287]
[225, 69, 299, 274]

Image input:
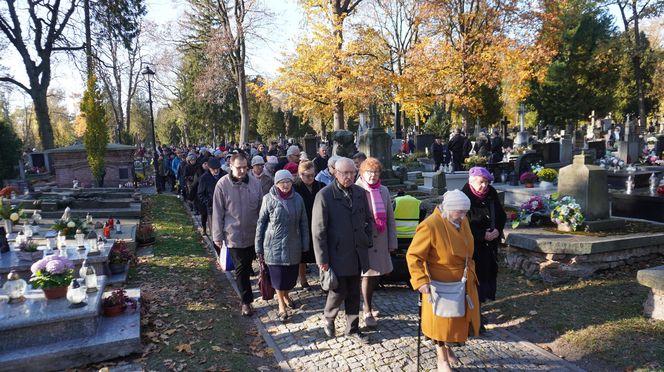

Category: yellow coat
[406, 207, 481, 342]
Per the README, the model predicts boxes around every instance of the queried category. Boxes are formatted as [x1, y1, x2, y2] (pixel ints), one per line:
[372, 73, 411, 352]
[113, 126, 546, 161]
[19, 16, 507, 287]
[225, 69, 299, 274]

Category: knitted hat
[442, 189, 471, 211]
[468, 166, 494, 181]
[286, 145, 300, 157]
[251, 155, 265, 166]
[274, 169, 293, 184]
[213, 149, 222, 157]
[207, 158, 221, 169]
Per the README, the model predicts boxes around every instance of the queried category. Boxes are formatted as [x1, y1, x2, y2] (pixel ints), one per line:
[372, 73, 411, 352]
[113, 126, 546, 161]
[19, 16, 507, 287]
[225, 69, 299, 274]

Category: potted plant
[52, 216, 88, 239]
[16, 239, 42, 261]
[109, 240, 134, 274]
[519, 172, 538, 188]
[550, 195, 585, 232]
[536, 168, 558, 189]
[463, 155, 489, 170]
[0, 204, 23, 233]
[102, 288, 132, 317]
[29, 255, 75, 299]
[135, 223, 156, 246]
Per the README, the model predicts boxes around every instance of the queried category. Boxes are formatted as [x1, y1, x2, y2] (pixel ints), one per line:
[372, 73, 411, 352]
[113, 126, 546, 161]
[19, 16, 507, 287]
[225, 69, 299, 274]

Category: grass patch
[486, 256, 664, 370]
[125, 195, 275, 371]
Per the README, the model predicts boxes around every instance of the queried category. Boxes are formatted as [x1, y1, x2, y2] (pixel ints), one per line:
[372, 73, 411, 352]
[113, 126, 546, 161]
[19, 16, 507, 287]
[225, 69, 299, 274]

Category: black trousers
[200, 207, 210, 233]
[324, 275, 361, 335]
[228, 247, 255, 305]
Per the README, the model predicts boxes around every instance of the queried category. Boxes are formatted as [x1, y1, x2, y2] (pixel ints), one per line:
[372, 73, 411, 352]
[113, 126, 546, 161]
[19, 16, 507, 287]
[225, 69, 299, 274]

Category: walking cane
[417, 291, 422, 371]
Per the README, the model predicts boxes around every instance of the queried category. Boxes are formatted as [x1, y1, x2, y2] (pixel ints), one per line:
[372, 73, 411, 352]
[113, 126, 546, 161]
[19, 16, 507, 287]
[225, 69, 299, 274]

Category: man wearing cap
[250, 155, 273, 195]
[212, 153, 263, 316]
[312, 157, 374, 343]
[198, 157, 225, 237]
[461, 166, 506, 332]
[284, 145, 301, 174]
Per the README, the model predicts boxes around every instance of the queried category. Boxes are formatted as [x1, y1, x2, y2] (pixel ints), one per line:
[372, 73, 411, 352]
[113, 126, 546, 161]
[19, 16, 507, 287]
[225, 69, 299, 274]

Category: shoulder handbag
[427, 256, 469, 318]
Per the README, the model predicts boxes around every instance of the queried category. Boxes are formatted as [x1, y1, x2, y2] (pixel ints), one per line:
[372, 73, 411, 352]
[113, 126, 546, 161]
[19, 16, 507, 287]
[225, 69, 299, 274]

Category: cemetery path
[189, 209, 585, 372]
[109, 194, 280, 372]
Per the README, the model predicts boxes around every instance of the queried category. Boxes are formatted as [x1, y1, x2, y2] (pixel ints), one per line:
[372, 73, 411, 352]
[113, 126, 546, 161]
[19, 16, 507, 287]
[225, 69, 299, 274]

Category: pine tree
[81, 74, 109, 187]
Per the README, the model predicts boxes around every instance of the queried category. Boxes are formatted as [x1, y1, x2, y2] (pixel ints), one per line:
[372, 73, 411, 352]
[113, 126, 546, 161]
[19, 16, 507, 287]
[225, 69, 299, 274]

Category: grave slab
[0, 288, 141, 372]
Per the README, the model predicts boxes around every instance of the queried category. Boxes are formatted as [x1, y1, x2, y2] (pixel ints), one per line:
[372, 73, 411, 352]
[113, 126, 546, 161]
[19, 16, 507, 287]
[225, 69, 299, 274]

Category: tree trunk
[394, 102, 402, 139]
[332, 15, 345, 131]
[237, 65, 250, 144]
[33, 90, 55, 150]
[631, 2, 647, 127]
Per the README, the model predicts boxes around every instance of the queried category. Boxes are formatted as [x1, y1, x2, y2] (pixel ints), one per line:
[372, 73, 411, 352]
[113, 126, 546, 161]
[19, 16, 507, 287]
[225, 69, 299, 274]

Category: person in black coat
[184, 154, 203, 214]
[489, 131, 504, 164]
[293, 160, 325, 289]
[448, 129, 465, 171]
[312, 144, 330, 175]
[197, 158, 225, 236]
[461, 167, 507, 331]
[431, 137, 447, 171]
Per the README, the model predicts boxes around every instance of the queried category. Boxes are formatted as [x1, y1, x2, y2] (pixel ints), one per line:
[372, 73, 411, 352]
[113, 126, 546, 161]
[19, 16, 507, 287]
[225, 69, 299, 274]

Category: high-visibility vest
[394, 195, 421, 239]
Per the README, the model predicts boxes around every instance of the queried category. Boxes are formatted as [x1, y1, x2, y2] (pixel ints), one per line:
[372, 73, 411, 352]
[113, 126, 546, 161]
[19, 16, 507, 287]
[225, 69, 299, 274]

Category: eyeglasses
[300, 173, 315, 178]
[364, 170, 380, 176]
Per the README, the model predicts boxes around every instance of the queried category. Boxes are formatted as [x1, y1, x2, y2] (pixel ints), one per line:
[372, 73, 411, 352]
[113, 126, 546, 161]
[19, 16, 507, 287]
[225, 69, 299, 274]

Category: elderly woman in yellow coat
[406, 189, 480, 372]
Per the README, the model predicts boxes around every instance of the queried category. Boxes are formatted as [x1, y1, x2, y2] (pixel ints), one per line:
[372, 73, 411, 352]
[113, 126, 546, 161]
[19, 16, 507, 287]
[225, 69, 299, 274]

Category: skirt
[268, 264, 299, 291]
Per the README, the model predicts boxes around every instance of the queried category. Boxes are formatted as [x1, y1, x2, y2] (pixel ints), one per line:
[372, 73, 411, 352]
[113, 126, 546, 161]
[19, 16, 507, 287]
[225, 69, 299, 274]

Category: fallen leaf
[165, 329, 177, 335]
[176, 343, 192, 353]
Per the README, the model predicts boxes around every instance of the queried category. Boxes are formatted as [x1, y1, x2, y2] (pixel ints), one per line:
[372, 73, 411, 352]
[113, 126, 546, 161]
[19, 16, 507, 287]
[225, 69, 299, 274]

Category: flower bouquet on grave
[102, 288, 136, 317]
[519, 171, 538, 187]
[0, 203, 24, 222]
[109, 240, 135, 274]
[30, 255, 75, 299]
[530, 163, 544, 175]
[16, 239, 42, 261]
[135, 223, 156, 246]
[550, 195, 584, 232]
[51, 216, 88, 239]
[0, 186, 18, 198]
[511, 195, 555, 228]
[463, 155, 489, 170]
[537, 168, 558, 183]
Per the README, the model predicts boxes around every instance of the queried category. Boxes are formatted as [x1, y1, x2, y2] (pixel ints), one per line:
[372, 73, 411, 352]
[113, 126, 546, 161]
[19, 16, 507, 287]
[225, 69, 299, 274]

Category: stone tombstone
[302, 134, 318, 160]
[29, 152, 49, 171]
[617, 140, 641, 164]
[586, 140, 606, 160]
[532, 142, 560, 164]
[557, 153, 609, 221]
[420, 170, 447, 196]
[46, 144, 135, 188]
[332, 130, 357, 158]
[656, 134, 664, 158]
[560, 137, 573, 164]
[359, 127, 393, 171]
[414, 133, 435, 153]
[514, 152, 544, 177]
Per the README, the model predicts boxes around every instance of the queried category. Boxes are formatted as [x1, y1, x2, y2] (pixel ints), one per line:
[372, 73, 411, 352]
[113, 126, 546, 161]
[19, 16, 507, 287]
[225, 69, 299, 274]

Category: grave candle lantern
[86, 230, 99, 255]
[66, 279, 87, 308]
[75, 229, 85, 249]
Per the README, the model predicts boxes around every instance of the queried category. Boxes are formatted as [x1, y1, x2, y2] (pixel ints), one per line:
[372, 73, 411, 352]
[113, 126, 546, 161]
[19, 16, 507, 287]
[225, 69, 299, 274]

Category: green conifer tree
[81, 74, 109, 187]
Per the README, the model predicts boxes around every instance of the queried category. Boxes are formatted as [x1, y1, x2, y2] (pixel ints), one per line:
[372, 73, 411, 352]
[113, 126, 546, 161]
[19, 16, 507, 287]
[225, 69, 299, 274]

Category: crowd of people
[157, 139, 506, 371]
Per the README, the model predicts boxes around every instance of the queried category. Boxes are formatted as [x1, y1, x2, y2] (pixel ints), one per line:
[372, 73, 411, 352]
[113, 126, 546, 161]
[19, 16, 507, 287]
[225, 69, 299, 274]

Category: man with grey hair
[312, 157, 374, 343]
[313, 144, 329, 175]
[315, 155, 338, 185]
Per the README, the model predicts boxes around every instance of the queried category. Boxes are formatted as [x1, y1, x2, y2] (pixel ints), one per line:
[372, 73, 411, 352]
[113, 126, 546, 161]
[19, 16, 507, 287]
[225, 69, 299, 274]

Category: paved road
[189, 208, 583, 372]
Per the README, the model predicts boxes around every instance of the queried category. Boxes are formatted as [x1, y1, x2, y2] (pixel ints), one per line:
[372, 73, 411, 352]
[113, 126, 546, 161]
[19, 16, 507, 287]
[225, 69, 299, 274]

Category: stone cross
[518, 103, 526, 132]
[500, 116, 510, 142]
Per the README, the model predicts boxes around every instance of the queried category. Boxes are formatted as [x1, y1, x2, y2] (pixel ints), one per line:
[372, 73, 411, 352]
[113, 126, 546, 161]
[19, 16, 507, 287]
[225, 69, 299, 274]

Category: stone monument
[47, 144, 135, 188]
[557, 153, 624, 230]
[332, 130, 357, 158]
[358, 105, 393, 171]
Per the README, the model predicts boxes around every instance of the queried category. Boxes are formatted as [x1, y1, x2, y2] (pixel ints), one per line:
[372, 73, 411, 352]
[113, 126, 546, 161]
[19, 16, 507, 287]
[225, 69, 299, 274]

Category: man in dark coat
[312, 144, 329, 175]
[197, 158, 225, 237]
[489, 131, 504, 164]
[312, 157, 373, 344]
[448, 129, 465, 171]
[431, 136, 447, 171]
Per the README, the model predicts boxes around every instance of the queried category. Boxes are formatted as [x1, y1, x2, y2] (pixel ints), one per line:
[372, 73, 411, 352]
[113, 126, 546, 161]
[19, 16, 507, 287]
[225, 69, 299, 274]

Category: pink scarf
[359, 177, 387, 233]
[469, 183, 488, 200]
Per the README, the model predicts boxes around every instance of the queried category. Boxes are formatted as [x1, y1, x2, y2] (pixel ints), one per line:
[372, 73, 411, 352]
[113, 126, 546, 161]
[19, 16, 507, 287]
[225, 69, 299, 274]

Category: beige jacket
[212, 174, 263, 249]
[250, 169, 273, 196]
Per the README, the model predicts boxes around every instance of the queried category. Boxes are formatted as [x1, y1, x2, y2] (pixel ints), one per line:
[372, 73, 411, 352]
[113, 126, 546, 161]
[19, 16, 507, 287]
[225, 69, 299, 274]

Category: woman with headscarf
[355, 157, 397, 328]
[255, 170, 309, 322]
[461, 167, 506, 331]
[407, 190, 480, 372]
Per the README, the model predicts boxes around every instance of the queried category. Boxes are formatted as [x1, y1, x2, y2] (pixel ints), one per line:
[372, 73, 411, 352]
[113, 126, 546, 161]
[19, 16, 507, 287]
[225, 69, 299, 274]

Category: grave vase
[556, 223, 572, 232]
[42, 286, 68, 300]
[3, 219, 13, 234]
[539, 181, 554, 190]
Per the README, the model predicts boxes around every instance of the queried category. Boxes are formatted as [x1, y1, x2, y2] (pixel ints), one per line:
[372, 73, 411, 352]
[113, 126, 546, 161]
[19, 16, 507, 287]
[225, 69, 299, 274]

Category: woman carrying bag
[255, 170, 310, 322]
[406, 189, 480, 372]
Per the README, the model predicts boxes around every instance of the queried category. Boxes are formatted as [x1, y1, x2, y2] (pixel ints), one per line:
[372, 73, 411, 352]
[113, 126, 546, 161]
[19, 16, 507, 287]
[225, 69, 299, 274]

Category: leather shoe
[278, 311, 289, 322]
[241, 304, 254, 317]
[347, 332, 369, 344]
[323, 321, 335, 338]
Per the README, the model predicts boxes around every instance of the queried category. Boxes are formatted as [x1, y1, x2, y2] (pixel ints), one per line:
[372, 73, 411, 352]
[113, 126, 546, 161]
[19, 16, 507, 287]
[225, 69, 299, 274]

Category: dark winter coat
[460, 183, 507, 293]
[197, 170, 223, 210]
[293, 179, 325, 262]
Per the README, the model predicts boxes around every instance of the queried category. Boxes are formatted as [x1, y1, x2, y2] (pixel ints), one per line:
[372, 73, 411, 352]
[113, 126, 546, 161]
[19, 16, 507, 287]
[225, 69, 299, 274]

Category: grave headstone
[557, 153, 609, 221]
[332, 130, 357, 158]
[418, 170, 447, 195]
[514, 152, 544, 177]
[359, 127, 393, 171]
[560, 137, 573, 164]
[303, 134, 318, 160]
[586, 140, 606, 160]
[414, 134, 434, 153]
[656, 134, 664, 158]
[532, 142, 560, 164]
[617, 140, 641, 164]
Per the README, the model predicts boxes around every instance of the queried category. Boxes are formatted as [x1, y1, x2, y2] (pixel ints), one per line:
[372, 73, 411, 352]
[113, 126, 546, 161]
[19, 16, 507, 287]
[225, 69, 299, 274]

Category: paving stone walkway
[188, 208, 584, 372]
